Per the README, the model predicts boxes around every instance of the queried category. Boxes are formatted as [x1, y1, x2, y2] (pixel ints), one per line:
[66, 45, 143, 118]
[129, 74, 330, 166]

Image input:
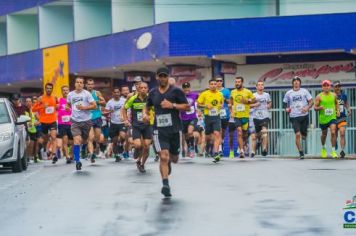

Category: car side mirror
[16, 115, 31, 125]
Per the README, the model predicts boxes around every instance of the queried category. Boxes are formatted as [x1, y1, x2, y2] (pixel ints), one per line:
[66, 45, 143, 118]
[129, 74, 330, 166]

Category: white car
[0, 98, 30, 172]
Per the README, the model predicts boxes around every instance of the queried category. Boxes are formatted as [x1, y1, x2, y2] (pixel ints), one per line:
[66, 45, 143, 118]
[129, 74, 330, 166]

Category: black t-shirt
[147, 86, 188, 133]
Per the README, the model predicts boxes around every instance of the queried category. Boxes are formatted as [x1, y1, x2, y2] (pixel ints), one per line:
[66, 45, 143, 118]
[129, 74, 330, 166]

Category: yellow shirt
[197, 90, 224, 116]
[230, 88, 255, 118]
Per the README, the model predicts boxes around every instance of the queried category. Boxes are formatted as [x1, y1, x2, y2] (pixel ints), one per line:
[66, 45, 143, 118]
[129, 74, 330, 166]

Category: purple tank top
[180, 92, 198, 121]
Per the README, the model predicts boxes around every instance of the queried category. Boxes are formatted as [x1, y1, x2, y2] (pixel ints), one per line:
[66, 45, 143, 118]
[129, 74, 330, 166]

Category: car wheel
[12, 144, 23, 173]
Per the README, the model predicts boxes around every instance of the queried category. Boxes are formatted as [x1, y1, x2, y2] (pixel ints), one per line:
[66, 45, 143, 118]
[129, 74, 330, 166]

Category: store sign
[231, 61, 355, 87]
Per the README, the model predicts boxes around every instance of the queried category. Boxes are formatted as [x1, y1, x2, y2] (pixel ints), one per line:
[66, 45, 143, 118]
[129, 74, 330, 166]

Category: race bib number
[157, 114, 173, 127]
[255, 110, 265, 119]
[61, 115, 70, 123]
[74, 102, 82, 112]
[325, 108, 334, 116]
[220, 109, 227, 118]
[186, 106, 195, 115]
[339, 105, 344, 113]
[137, 112, 143, 122]
[208, 109, 218, 116]
[229, 117, 235, 123]
[45, 106, 54, 114]
[293, 102, 303, 110]
[236, 104, 245, 112]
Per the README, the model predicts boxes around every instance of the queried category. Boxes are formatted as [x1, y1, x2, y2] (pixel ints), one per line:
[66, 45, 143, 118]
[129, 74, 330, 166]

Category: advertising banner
[225, 61, 355, 88]
[43, 45, 69, 97]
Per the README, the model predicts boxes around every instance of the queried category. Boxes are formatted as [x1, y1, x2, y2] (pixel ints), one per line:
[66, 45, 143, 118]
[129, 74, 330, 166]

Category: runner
[283, 76, 313, 159]
[32, 83, 59, 164]
[180, 82, 199, 158]
[25, 97, 39, 163]
[229, 76, 255, 159]
[196, 109, 206, 157]
[57, 85, 73, 164]
[66, 77, 97, 170]
[86, 79, 106, 163]
[215, 75, 231, 157]
[197, 79, 224, 163]
[251, 81, 272, 157]
[123, 82, 152, 172]
[314, 80, 339, 158]
[120, 85, 131, 159]
[144, 67, 189, 197]
[105, 87, 127, 162]
[333, 81, 351, 158]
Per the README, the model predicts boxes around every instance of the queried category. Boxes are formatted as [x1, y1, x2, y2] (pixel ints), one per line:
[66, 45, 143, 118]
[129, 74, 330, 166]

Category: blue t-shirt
[337, 92, 348, 118]
[220, 88, 230, 119]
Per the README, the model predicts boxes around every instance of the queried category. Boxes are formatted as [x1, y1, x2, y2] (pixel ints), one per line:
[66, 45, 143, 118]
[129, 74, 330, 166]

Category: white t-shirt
[283, 88, 312, 118]
[67, 89, 95, 122]
[105, 97, 126, 124]
[253, 92, 271, 120]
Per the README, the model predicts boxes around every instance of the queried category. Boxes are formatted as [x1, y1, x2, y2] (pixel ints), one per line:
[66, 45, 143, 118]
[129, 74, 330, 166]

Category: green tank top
[25, 111, 37, 134]
[319, 92, 336, 125]
[91, 90, 102, 120]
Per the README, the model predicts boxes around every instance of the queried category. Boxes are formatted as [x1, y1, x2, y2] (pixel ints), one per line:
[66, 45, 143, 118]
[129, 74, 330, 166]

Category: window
[0, 102, 11, 124]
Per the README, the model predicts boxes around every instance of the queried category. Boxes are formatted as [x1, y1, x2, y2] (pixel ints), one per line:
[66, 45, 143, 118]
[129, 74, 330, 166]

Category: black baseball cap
[10, 94, 20, 100]
[182, 82, 191, 88]
[333, 80, 341, 87]
[156, 67, 169, 76]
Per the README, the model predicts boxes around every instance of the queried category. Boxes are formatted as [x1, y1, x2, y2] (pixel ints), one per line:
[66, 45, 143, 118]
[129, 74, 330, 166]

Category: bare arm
[96, 91, 106, 106]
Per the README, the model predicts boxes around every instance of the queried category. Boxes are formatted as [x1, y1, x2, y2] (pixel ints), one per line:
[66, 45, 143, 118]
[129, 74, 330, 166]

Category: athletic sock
[73, 145, 80, 162]
[162, 179, 169, 185]
[331, 147, 336, 152]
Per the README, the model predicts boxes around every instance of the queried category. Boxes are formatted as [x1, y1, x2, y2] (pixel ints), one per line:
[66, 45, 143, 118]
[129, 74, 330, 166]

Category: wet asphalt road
[0, 157, 356, 236]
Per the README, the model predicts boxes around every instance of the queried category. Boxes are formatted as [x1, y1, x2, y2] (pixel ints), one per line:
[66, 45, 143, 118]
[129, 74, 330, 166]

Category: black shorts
[182, 119, 198, 134]
[132, 125, 152, 140]
[109, 123, 127, 139]
[204, 116, 221, 135]
[28, 132, 40, 141]
[57, 124, 73, 139]
[228, 119, 236, 131]
[253, 118, 270, 133]
[320, 119, 337, 130]
[92, 117, 103, 129]
[221, 118, 229, 130]
[40, 122, 57, 135]
[290, 115, 309, 136]
[153, 130, 180, 155]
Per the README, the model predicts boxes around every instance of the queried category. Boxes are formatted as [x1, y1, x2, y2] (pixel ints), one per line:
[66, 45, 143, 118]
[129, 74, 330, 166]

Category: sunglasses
[216, 80, 223, 82]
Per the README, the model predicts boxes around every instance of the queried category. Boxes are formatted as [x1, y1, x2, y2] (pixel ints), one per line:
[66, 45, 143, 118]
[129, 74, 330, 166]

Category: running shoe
[123, 152, 129, 159]
[138, 163, 146, 173]
[90, 154, 96, 163]
[115, 155, 122, 162]
[299, 151, 305, 160]
[52, 155, 58, 164]
[321, 148, 327, 158]
[251, 152, 255, 158]
[212, 153, 221, 163]
[76, 161, 82, 170]
[331, 150, 338, 159]
[161, 184, 172, 197]
[262, 150, 268, 157]
[66, 158, 72, 164]
[239, 152, 245, 159]
[229, 150, 234, 159]
[340, 150, 345, 158]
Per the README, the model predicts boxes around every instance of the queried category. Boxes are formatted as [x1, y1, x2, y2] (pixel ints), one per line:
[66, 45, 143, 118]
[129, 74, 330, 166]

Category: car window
[0, 102, 11, 124]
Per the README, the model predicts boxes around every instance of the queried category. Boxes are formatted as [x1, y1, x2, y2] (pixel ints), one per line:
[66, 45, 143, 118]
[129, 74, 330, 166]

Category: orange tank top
[33, 95, 57, 124]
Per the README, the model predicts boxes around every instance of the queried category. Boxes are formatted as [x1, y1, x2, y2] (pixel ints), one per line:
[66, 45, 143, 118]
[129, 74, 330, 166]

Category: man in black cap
[144, 67, 190, 197]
